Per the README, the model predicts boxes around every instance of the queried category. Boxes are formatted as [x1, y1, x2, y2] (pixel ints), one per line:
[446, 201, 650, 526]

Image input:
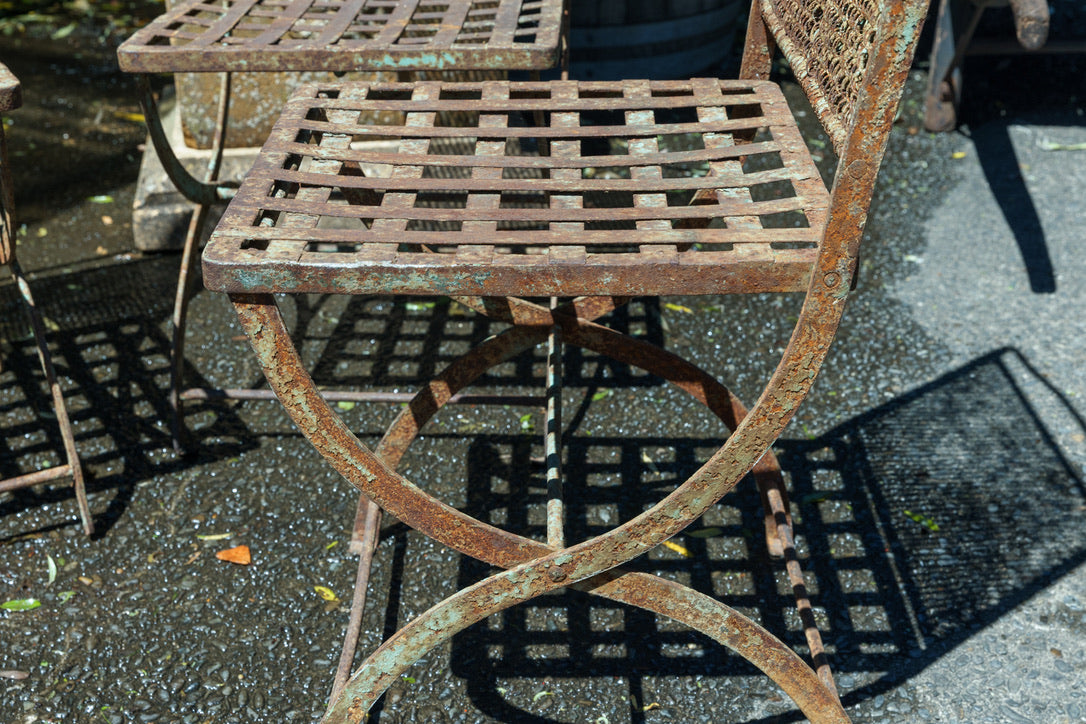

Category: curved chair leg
[325, 564, 847, 724]
[231, 293, 844, 721]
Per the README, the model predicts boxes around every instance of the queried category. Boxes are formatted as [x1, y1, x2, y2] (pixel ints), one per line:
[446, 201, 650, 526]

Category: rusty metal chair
[198, 0, 929, 719]
[0, 63, 92, 535]
[117, 0, 571, 453]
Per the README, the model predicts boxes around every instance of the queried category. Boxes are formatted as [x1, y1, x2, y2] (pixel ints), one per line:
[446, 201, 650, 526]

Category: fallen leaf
[57, 591, 76, 603]
[903, 510, 939, 532]
[196, 532, 233, 541]
[113, 111, 145, 123]
[0, 670, 30, 680]
[314, 585, 339, 602]
[640, 451, 660, 474]
[662, 540, 692, 558]
[95, 246, 108, 256]
[101, 215, 113, 225]
[47, 554, 57, 585]
[88, 195, 114, 204]
[642, 702, 662, 712]
[336, 401, 356, 411]
[51, 22, 76, 39]
[1, 598, 41, 611]
[950, 151, 967, 160]
[36, 227, 47, 237]
[77, 576, 93, 586]
[664, 302, 693, 314]
[1039, 141, 1086, 151]
[532, 690, 553, 702]
[215, 545, 251, 565]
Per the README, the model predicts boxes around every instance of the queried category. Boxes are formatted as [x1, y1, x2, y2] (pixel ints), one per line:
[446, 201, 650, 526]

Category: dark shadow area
[396, 348, 1086, 723]
[309, 297, 665, 393]
[948, 3, 1086, 294]
[970, 119, 1059, 293]
[788, 347, 1086, 708]
[0, 254, 255, 538]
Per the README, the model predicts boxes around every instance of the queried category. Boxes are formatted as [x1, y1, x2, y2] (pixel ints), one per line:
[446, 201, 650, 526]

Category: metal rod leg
[545, 304, 564, 550]
[331, 494, 381, 703]
[170, 72, 231, 452]
[11, 258, 92, 535]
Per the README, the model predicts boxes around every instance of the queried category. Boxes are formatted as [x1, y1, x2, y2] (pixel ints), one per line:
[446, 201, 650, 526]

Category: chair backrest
[745, 0, 928, 157]
[742, 0, 927, 299]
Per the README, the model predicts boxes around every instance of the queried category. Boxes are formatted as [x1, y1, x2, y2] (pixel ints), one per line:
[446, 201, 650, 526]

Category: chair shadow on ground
[361, 346, 1086, 724]
[0, 254, 255, 539]
[955, 45, 1086, 294]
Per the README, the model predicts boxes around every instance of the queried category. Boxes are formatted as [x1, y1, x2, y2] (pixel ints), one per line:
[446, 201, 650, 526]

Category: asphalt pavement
[0, 25, 1084, 724]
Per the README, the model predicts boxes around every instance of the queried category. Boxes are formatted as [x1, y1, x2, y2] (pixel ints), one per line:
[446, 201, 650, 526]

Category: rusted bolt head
[823, 272, 841, 288]
[548, 566, 567, 583]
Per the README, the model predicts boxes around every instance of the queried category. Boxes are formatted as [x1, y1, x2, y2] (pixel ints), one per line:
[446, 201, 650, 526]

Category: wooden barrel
[570, 0, 744, 80]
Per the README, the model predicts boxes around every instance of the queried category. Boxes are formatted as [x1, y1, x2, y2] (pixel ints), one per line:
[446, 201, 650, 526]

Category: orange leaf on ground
[215, 545, 251, 565]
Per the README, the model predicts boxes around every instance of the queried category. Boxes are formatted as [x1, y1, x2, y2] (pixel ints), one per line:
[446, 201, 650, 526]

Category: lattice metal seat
[204, 78, 828, 298]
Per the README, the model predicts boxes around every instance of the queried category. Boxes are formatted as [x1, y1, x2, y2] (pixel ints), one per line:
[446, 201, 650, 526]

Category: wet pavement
[1, 12, 1086, 724]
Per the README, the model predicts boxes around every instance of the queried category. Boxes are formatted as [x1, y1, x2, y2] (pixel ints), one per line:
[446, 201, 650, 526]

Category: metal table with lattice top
[117, 0, 565, 74]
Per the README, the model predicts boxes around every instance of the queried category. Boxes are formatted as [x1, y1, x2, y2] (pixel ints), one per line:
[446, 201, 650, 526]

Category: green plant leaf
[2, 598, 41, 611]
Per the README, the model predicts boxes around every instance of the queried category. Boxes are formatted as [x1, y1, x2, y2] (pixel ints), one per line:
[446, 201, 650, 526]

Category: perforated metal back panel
[760, 0, 884, 151]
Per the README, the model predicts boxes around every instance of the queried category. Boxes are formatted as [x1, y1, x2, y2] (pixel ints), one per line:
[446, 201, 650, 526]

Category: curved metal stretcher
[147, 0, 926, 720]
